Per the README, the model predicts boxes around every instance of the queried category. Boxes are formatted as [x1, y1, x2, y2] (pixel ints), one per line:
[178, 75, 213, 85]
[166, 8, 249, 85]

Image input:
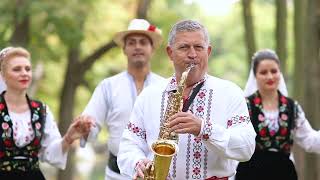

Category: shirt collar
[165, 73, 207, 92]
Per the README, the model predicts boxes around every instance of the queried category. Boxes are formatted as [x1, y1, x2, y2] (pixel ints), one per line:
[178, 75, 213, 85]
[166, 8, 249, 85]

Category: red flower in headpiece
[148, 25, 156, 32]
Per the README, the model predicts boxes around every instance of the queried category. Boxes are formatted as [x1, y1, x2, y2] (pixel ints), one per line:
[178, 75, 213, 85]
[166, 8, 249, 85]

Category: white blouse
[263, 109, 280, 132]
[292, 104, 320, 153]
[8, 106, 67, 169]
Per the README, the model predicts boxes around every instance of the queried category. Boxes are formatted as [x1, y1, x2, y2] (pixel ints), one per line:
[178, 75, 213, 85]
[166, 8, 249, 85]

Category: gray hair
[168, 19, 210, 46]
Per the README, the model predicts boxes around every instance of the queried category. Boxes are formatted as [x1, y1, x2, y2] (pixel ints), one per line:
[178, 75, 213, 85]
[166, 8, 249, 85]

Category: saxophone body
[143, 64, 194, 180]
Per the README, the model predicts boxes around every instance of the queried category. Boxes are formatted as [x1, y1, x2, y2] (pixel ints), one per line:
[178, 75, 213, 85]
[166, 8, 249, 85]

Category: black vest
[247, 91, 297, 155]
[0, 92, 46, 172]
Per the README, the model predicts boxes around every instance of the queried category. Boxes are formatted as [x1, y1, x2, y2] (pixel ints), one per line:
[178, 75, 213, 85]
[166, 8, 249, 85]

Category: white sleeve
[293, 103, 320, 153]
[39, 106, 67, 169]
[199, 85, 256, 162]
[80, 81, 109, 147]
[117, 93, 150, 178]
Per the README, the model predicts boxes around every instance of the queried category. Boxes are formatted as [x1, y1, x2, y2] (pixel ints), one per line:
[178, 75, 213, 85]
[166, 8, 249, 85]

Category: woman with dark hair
[0, 47, 93, 179]
[235, 49, 320, 180]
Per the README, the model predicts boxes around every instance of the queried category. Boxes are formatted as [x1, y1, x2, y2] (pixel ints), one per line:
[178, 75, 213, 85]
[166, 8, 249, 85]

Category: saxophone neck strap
[182, 81, 204, 112]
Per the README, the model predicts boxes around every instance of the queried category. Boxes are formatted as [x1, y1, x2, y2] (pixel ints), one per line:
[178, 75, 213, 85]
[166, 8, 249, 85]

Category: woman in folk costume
[0, 47, 93, 179]
[236, 49, 320, 180]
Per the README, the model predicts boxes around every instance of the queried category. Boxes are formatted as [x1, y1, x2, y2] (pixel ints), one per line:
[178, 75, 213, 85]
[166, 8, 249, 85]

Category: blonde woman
[0, 47, 92, 179]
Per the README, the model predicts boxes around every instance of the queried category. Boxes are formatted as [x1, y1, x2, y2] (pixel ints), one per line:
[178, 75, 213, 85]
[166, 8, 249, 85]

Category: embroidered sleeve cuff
[200, 120, 230, 143]
[199, 119, 213, 140]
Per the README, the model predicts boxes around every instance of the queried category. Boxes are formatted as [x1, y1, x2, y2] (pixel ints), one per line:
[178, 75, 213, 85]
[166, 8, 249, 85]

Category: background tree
[303, 0, 320, 179]
[241, 0, 256, 67]
[292, 0, 307, 179]
[275, 0, 287, 78]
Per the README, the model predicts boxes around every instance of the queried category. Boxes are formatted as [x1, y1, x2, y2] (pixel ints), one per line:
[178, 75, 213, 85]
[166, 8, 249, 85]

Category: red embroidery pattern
[226, 115, 250, 128]
[202, 89, 213, 140]
[127, 122, 146, 140]
[185, 134, 192, 179]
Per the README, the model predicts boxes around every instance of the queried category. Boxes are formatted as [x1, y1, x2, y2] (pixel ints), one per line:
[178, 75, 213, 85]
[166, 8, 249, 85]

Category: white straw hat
[113, 19, 162, 49]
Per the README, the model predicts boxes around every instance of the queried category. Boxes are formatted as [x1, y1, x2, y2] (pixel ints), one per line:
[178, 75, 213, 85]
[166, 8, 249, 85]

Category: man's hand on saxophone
[134, 159, 152, 180]
[167, 111, 202, 136]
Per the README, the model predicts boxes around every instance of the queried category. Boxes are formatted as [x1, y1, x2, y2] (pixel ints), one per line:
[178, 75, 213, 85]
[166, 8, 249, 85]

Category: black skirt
[235, 151, 297, 180]
[0, 170, 46, 180]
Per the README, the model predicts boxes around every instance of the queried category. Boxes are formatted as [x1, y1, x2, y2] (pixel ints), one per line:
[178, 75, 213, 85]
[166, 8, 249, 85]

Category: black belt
[108, 152, 120, 174]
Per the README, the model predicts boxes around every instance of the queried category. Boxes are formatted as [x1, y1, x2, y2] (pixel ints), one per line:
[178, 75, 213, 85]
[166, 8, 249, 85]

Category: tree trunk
[241, 0, 256, 68]
[275, 0, 287, 78]
[57, 47, 81, 180]
[10, 0, 30, 47]
[136, 0, 152, 19]
[292, 0, 308, 179]
[304, 0, 320, 179]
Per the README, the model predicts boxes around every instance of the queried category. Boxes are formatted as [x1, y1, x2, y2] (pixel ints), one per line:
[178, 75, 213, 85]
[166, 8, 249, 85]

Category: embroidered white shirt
[118, 75, 257, 179]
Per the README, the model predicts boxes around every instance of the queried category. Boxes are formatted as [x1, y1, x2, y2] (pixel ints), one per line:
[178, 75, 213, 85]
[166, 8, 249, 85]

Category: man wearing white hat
[79, 19, 165, 180]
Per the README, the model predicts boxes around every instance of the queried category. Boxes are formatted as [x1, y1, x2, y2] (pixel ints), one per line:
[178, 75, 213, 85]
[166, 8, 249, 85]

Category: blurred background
[0, 0, 319, 179]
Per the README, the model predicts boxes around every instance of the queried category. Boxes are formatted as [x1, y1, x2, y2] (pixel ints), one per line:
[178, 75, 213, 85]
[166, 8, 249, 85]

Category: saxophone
[143, 64, 195, 180]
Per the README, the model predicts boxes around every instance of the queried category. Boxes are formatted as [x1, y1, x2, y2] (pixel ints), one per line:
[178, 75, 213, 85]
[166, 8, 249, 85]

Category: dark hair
[252, 49, 280, 76]
[123, 33, 153, 48]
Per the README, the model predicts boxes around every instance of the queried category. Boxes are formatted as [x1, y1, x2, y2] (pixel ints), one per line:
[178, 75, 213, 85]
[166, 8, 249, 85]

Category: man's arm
[117, 92, 151, 178]
[199, 84, 256, 162]
[80, 80, 109, 147]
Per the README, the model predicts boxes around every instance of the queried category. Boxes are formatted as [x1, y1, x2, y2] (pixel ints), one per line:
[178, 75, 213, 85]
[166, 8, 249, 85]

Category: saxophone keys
[170, 132, 177, 139]
[163, 132, 170, 138]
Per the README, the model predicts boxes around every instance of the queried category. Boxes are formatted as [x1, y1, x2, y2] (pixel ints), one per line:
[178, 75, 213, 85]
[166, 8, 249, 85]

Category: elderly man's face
[123, 33, 154, 68]
[166, 30, 211, 85]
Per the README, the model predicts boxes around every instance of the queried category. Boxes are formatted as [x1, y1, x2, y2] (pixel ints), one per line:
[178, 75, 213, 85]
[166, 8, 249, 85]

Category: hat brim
[113, 30, 163, 49]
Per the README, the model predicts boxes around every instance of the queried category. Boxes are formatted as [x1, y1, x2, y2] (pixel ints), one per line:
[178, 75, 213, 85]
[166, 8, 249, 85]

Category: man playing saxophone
[117, 19, 256, 180]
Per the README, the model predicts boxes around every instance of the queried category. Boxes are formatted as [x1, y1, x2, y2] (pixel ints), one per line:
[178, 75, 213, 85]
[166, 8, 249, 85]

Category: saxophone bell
[144, 140, 179, 180]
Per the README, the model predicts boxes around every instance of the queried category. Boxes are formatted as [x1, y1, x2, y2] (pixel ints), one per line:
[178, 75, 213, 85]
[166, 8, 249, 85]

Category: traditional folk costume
[81, 72, 164, 180]
[235, 69, 320, 180]
[118, 74, 256, 180]
[0, 92, 67, 179]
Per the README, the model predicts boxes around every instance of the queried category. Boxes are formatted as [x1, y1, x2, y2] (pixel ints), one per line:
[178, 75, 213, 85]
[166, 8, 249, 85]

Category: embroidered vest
[0, 92, 46, 172]
[247, 91, 297, 155]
